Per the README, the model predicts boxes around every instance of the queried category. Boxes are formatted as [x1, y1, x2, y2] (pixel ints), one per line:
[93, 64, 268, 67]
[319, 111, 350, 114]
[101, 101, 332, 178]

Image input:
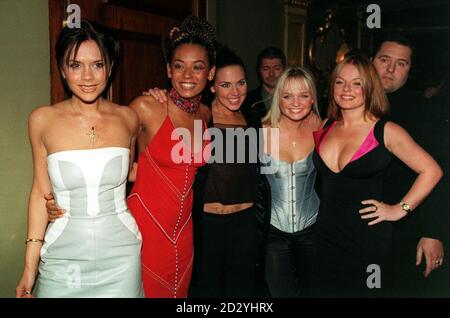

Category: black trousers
[190, 206, 258, 298]
[265, 224, 314, 297]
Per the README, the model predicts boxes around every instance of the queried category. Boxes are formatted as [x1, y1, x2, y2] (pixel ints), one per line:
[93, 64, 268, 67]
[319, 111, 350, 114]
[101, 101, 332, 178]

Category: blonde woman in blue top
[261, 67, 322, 297]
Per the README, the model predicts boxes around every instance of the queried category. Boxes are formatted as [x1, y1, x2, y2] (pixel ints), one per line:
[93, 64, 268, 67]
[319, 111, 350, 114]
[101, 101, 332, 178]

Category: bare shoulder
[384, 120, 414, 149]
[384, 121, 409, 137]
[28, 104, 59, 129]
[129, 95, 165, 119]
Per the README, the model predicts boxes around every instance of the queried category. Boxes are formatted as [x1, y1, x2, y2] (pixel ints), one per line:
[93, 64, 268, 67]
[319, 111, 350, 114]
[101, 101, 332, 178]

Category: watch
[400, 201, 412, 213]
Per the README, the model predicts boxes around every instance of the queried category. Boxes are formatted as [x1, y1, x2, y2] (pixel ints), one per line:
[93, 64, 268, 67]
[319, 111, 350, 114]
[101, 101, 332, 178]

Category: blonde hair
[328, 54, 389, 120]
[262, 67, 320, 128]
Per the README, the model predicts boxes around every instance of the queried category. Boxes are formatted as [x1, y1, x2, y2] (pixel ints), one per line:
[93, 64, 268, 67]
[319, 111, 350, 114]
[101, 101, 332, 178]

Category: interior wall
[0, 0, 50, 297]
[210, 0, 284, 90]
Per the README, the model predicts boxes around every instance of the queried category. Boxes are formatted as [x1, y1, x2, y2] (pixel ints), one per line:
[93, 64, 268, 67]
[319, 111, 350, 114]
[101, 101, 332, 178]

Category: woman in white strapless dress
[15, 21, 143, 298]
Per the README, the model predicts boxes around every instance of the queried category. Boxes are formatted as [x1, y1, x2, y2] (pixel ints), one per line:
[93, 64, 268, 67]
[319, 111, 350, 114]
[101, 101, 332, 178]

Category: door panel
[113, 32, 167, 105]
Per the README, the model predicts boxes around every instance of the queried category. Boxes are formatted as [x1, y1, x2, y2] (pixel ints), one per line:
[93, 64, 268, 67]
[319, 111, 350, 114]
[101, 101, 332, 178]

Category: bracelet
[25, 238, 45, 245]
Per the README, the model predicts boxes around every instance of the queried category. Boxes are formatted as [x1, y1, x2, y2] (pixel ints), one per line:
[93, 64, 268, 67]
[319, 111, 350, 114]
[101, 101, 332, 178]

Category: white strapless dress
[36, 147, 143, 298]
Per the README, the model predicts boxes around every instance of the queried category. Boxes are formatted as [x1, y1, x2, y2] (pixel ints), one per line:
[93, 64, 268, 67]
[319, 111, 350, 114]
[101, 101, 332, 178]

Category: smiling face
[373, 41, 411, 93]
[333, 63, 365, 111]
[279, 78, 314, 122]
[166, 43, 215, 99]
[211, 65, 247, 112]
[62, 40, 108, 103]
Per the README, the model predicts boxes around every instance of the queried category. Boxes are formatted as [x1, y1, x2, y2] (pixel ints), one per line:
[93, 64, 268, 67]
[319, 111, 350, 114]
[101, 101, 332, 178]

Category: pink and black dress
[311, 119, 394, 297]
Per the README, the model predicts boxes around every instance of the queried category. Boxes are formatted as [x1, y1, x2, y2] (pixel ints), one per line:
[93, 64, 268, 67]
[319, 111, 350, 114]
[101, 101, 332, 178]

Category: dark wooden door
[112, 31, 167, 106]
[48, 0, 206, 105]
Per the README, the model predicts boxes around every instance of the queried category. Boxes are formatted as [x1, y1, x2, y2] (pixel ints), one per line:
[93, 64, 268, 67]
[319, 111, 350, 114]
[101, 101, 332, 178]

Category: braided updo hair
[163, 16, 217, 67]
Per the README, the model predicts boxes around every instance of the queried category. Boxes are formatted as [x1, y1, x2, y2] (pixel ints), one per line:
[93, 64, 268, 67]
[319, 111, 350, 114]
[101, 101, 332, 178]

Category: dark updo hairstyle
[202, 45, 247, 104]
[55, 19, 119, 94]
[215, 45, 246, 76]
[162, 16, 217, 68]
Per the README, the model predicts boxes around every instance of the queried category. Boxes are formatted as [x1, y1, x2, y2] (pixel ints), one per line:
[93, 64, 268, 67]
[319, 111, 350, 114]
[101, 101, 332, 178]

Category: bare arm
[386, 122, 444, 277]
[16, 108, 52, 297]
[360, 122, 443, 224]
[385, 121, 443, 210]
[123, 106, 139, 182]
[129, 95, 167, 154]
[128, 96, 156, 182]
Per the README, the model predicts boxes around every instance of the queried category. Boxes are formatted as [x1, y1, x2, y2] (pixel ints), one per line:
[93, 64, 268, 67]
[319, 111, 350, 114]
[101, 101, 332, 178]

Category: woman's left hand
[359, 199, 407, 225]
[142, 87, 168, 103]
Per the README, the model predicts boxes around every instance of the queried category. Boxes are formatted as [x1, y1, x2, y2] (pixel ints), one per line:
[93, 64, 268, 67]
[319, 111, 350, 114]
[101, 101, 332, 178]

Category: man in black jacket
[373, 34, 448, 296]
[243, 47, 286, 119]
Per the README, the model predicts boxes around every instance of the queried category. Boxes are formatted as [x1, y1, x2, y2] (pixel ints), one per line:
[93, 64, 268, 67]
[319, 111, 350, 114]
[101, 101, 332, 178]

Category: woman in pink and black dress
[311, 54, 442, 297]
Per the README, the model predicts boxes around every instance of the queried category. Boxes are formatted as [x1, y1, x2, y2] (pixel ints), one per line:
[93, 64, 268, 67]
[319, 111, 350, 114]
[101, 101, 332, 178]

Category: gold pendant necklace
[69, 100, 101, 148]
[279, 119, 302, 149]
[86, 126, 97, 148]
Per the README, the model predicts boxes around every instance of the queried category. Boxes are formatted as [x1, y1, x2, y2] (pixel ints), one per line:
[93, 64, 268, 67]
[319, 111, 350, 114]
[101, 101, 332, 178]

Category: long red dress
[128, 114, 209, 298]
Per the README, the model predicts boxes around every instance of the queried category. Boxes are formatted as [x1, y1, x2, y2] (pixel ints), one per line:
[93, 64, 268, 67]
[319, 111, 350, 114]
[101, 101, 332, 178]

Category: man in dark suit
[244, 47, 286, 119]
[373, 34, 448, 296]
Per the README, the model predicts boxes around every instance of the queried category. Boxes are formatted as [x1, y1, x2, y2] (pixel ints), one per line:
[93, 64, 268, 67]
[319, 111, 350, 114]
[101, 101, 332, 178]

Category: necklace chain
[69, 100, 100, 148]
[279, 110, 314, 148]
[87, 126, 97, 148]
[279, 121, 301, 148]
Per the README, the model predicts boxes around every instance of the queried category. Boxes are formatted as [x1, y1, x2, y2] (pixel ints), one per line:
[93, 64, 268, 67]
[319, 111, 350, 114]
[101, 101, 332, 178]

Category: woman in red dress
[127, 16, 216, 298]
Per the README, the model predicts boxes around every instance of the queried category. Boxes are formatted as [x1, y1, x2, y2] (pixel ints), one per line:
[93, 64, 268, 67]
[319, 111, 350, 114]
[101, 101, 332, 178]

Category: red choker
[169, 88, 201, 114]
